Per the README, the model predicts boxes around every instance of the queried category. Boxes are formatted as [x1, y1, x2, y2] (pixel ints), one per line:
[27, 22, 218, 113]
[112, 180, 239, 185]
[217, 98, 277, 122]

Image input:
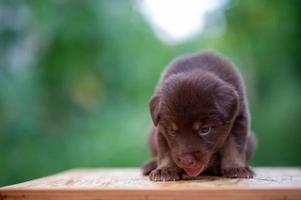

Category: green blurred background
[1, 0, 301, 186]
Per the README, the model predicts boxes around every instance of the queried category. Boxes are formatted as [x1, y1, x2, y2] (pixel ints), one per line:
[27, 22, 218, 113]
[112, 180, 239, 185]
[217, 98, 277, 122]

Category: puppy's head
[150, 72, 239, 176]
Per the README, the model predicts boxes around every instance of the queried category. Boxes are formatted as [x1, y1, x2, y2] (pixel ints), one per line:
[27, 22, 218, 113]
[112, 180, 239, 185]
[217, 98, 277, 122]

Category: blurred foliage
[0, 0, 300, 186]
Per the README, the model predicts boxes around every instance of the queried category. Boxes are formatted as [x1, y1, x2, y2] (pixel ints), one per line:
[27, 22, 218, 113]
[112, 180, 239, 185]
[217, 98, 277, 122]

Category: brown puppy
[142, 51, 256, 181]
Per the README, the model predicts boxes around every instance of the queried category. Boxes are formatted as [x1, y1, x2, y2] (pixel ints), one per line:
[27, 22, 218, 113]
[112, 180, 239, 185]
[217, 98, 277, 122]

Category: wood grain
[1, 167, 301, 200]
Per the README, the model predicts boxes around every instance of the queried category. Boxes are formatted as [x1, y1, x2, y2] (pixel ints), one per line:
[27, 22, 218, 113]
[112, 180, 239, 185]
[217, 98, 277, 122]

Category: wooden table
[1, 168, 301, 200]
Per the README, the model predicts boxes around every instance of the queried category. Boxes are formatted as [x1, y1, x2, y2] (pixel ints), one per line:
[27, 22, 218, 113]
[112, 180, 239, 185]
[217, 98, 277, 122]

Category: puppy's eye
[168, 130, 176, 137]
[198, 127, 210, 136]
[169, 131, 176, 137]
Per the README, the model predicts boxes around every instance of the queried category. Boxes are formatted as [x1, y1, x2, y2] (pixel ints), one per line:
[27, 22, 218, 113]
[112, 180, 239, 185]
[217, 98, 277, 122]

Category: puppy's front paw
[222, 166, 254, 178]
[149, 168, 182, 181]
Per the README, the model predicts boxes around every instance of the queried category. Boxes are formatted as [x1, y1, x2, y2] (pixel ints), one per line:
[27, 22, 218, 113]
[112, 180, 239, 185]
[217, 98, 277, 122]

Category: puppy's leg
[142, 127, 158, 175]
[142, 159, 157, 175]
[148, 126, 158, 158]
[246, 131, 256, 161]
[203, 153, 222, 176]
[149, 131, 183, 181]
[221, 112, 255, 178]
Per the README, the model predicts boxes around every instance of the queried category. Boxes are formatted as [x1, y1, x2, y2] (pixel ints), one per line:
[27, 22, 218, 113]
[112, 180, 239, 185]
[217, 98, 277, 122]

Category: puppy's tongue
[183, 165, 204, 177]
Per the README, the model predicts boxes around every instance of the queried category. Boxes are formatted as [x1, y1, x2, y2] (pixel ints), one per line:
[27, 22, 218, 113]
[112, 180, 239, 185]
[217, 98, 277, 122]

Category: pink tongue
[184, 165, 204, 177]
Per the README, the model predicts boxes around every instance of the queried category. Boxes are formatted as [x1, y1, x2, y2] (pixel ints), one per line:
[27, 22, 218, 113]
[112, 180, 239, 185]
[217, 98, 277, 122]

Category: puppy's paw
[222, 166, 254, 178]
[149, 167, 182, 181]
[142, 159, 157, 176]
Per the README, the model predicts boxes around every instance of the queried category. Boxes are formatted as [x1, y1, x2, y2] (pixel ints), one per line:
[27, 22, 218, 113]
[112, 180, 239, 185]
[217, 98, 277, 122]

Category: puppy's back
[161, 51, 245, 98]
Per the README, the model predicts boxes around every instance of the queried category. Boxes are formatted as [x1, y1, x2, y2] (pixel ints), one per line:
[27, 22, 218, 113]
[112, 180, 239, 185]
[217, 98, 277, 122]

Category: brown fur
[142, 51, 256, 181]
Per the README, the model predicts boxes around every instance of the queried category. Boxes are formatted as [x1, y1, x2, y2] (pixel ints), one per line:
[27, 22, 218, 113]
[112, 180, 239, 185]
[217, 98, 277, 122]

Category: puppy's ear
[215, 85, 239, 121]
[149, 95, 161, 126]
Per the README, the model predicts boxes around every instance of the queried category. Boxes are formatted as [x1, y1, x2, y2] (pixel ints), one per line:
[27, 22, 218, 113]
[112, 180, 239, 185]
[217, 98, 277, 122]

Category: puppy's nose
[178, 154, 196, 166]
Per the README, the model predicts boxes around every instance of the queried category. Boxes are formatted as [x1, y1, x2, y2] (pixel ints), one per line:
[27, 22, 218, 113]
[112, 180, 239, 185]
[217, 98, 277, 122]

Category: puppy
[142, 51, 256, 181]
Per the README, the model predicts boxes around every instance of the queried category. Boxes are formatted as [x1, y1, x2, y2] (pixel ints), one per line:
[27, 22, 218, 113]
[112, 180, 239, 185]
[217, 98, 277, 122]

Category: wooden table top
[1, 167, 301, 200]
